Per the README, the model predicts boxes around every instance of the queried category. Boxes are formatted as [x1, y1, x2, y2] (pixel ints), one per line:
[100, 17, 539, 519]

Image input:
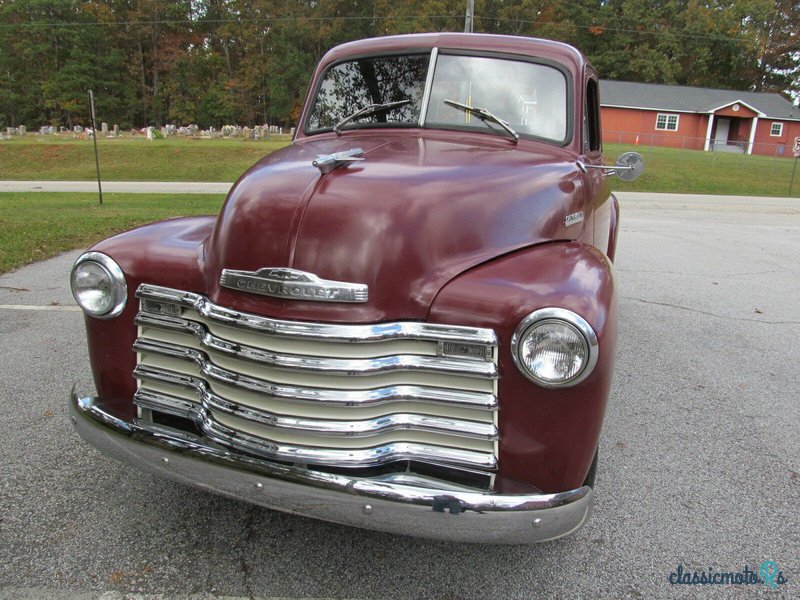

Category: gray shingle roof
[600, 80, 800, 121]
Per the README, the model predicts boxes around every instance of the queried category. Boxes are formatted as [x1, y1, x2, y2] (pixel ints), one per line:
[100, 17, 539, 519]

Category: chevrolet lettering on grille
[220, 267, 368, 303]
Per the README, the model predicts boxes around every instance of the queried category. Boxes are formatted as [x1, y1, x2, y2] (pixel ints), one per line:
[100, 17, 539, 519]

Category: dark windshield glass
[307, 54, 429, 132]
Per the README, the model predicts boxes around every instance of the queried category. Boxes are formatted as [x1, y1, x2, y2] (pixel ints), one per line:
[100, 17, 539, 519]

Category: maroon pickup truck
[69, 33, 642, 544]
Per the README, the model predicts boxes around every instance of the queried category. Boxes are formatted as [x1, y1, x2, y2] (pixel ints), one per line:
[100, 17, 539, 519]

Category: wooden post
[791, 137, 800, 196]
[88, 90, 103, 205]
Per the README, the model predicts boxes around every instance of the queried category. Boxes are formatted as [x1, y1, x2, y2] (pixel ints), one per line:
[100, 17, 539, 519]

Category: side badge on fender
[565, 211, 584, 227]
[220, 268, 368, 303]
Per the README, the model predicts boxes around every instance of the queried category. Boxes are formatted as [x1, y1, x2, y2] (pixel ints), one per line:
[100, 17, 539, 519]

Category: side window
[584, 79, 601, 153]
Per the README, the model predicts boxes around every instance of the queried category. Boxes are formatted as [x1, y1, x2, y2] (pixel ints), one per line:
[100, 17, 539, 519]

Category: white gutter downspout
[747, 116, 758, 155]
[704, 113, 714, 151]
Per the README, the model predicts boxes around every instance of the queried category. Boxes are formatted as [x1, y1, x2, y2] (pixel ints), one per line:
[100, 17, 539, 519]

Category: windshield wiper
[443, 99, 519, 143]
[333, 99, 412, 135]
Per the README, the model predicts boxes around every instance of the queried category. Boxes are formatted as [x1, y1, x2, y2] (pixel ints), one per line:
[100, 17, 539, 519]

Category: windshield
[305, 50, 569, 144]
[306, 54, 429, 132]
[427, 54, 567, 143]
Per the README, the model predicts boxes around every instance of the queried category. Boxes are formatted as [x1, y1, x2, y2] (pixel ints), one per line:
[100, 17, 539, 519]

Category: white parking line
[0, 588, 332, 599]
[0, 304, 81, 312]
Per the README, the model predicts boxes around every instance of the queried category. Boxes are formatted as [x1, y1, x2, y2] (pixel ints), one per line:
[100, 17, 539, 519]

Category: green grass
[2, 135, 799, 273]
[0, 134, 292, 181]
[606, 143, 800, 197]
[0, 192, 224, 274]
[1, 134, 798, 197]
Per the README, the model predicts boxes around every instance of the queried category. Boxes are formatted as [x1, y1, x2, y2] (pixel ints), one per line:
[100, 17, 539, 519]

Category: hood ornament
[312, 148, 364, 174]
[220, 267, 368, 303]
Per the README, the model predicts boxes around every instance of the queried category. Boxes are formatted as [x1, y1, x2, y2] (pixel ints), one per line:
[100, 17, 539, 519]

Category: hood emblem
[220, 268, 368, 303]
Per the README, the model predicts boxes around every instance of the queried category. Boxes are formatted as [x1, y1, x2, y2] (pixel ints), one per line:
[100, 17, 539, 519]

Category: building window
[655, 113, 679, 131]
[770, 122, 783, 137]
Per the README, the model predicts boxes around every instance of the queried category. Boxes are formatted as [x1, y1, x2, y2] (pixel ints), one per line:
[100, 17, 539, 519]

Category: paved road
[0, 194, 798, 599]
[0, 181, 232, 194]
[1, 178, 796, 209]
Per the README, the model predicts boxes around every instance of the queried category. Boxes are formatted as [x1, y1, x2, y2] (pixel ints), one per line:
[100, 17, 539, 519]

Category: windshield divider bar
[418, 47, 438, 127]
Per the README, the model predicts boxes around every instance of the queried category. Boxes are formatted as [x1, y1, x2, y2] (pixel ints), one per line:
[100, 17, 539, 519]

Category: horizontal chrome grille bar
[133, 389, 496, 470]
[134, 376, 498, 440]
[134, 352, 498, 410]
[135, 387, 196, 418]
[201, 413, 498, 470]
[137, 284, 497, 346]
[136, 312, 497, 378]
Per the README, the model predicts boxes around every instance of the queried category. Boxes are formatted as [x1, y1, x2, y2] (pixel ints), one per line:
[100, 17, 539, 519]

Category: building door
[714, 118, 730, 148]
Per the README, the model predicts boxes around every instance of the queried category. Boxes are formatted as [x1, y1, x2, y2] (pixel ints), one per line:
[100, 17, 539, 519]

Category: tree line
[1, 0, 797, 130]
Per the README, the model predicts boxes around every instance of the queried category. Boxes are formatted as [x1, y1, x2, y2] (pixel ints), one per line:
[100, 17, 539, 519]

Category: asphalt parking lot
[0, 192, 797, 599]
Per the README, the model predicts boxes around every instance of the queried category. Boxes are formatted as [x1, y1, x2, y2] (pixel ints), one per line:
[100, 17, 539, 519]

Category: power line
[480, 16, 755, 44]
[0, 13, 759, 45]
[0, 14, 458, 28]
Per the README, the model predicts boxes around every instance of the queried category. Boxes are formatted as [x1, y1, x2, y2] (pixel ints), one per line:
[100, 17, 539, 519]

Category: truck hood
[205, 133, 585, 322]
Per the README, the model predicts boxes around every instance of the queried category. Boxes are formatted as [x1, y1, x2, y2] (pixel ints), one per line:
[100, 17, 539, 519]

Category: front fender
[428, 242, 618, 493]
[81, 217, 216, 419]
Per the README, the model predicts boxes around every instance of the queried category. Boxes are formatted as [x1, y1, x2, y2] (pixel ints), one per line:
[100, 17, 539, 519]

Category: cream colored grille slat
[136, 334, 493, 392]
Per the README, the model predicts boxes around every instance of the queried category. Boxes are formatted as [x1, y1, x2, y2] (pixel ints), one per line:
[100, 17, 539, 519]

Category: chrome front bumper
[69, 392, 594, 544]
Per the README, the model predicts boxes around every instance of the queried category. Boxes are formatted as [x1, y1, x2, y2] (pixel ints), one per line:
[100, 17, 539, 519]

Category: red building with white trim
[600, 80, 800, 157]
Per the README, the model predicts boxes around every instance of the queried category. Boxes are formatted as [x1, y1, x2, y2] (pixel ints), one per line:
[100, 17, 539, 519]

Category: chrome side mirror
[578, 151, 644, 182]
[613, 152, 644, 181]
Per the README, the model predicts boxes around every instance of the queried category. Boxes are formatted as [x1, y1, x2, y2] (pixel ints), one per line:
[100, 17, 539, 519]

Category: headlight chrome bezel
[70, 252, 128, 319]
[511, 307, 599, 388]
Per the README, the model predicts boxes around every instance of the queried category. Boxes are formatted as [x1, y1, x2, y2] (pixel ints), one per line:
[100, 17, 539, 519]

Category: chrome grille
[133, 284, 499, 476]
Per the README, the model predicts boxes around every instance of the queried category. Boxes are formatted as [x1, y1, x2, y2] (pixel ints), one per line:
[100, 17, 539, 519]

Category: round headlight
[511, 308, 598, 387]
[70, 252, 127, 318]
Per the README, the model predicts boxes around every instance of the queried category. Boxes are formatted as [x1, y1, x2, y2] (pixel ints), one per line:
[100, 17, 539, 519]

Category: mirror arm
[577, 152, 644, 182]
[577, 161, 634, 177]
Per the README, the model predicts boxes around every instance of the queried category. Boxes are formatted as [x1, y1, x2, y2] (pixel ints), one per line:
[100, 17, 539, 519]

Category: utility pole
[464, 0, 474, 33]
[88, 90, 103, 205]
[791, 137, 800, 196]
